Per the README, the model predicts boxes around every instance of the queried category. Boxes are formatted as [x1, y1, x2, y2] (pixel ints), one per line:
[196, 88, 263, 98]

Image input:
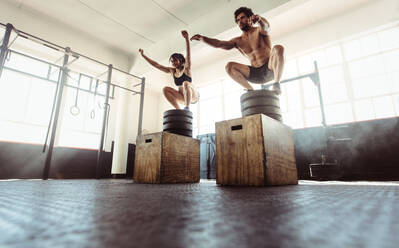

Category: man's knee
[273, 45, 284, 56]
[225, 62, 235, 74]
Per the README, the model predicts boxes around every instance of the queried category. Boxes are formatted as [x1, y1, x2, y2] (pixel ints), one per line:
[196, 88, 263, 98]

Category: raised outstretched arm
[190, 34, 236, 50]
[181, 30, 191, 69]
[250, 14, 271, 36]
[139, 49, 172, 73]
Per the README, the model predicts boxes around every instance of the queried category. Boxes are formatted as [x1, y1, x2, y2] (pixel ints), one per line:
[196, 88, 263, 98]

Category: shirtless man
[190, 7, 284, 94]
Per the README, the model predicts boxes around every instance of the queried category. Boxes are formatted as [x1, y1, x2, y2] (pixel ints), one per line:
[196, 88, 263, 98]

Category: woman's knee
[182, 81, 191, 88]
[163, 87, 173, 97]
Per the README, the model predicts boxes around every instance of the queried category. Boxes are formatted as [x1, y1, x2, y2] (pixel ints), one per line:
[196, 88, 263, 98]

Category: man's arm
[190, 34, 236, 50]
[181, 30, 191, 69]
[139, 49, 172, 73]
[250, 14, 271, 36]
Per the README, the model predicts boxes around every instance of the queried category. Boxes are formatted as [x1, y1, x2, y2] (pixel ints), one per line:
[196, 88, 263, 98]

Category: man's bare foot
[272, 82, 282, 95]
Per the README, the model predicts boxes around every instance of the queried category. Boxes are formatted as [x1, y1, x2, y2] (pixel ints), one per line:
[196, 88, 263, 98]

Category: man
[190, 7, 284, 94]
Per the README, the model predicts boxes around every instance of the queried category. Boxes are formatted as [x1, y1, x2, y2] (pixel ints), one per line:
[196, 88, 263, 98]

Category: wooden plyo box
[134, 132, 200, 183]
[215, 114, 298, 186]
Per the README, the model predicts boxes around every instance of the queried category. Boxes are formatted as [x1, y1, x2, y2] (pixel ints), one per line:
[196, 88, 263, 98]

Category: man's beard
[240, 24, 250, 32]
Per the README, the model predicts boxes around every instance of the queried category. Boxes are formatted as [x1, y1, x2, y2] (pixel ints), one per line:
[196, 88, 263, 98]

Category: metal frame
[0, 22, 146, 180]
[263, 61, 327, 127]
[96, 64, 112, 179]
[42, 48, 71, 179]
[263, 61, 331, 167]
[0, 23, 12, 78]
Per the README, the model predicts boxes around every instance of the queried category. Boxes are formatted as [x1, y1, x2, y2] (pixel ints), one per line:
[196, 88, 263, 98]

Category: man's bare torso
[234, 27, 271, 68]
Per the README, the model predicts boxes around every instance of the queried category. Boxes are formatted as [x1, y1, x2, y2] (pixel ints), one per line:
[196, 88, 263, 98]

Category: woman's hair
[169, 53, 185, 65]
[234, 7, 254, 22]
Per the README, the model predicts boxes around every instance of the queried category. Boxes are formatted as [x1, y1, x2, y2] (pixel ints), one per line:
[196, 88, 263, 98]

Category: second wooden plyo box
[215, 114, 298, 186]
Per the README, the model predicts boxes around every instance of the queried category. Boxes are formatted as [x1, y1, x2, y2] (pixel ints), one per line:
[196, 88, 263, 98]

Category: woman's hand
[181, 30, 189, 39]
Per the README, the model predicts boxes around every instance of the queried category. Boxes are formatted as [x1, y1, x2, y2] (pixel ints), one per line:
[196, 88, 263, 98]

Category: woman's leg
[163, 86, 184, 109]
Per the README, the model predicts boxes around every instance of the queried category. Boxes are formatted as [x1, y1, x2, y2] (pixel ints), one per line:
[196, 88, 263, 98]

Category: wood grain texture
[161, 132, 200, 183]
[133, 132, 162, 183]
[216, 115, 265, 186]
[261, 115, 298, 185]
[216, 114, 298, 186]
[134, 132, 200, 184]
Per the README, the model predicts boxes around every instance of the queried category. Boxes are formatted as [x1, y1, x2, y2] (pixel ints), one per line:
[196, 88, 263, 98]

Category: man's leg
[163, 86, 184, 109]
[268, 45, 285, 95]
[225, 62, 253, 90]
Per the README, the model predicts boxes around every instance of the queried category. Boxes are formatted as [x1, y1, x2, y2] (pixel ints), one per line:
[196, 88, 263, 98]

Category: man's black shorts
[247, 60, 274, 84]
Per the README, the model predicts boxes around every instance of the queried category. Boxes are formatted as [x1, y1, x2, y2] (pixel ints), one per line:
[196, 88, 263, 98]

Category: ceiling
[4, 0, 291, 72]
[3, 0, 377, 77]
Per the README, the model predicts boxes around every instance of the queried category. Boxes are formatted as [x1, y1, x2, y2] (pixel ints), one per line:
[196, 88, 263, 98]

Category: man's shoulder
[230, 36, 241, 42]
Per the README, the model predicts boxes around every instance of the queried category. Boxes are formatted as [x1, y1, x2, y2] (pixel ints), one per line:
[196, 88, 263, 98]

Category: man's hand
[139, 48, 144, 56]
[249, 14, 260, 25]
[181, 30, 189, 39]
[190, 34, 202, 41]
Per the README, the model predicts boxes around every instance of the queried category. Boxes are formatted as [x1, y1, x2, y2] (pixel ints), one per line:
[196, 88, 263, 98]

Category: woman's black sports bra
[173, 73, 192, 86]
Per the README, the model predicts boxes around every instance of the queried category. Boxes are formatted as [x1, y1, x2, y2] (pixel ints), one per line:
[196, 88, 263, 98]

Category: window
[0, 40, 106, 148]
[0, 66, 56, 144]
[57, 73, 106, 149]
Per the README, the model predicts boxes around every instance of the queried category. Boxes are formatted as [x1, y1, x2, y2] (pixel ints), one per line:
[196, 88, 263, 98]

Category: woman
[139, 30, 199, 110]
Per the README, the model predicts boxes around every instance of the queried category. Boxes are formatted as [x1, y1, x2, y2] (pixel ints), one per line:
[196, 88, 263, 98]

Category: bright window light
[199, 98, 223, 126]
[378, 28, 399, 51]
[224, 91, 242, 120]
[325, 46, 342, 65]
[302, 78, 320, 108]
[0, 69, 55, 144]
[304, 107, 322, 127]
[286, 81, 302, 111]
[283, 111, 304, 129]
[5, 52, 49, 79]
[360, 34, 380, 56]
[373, 96, 395, 119]
[354, 99, 375, 121]
[325, 103, 353, 124]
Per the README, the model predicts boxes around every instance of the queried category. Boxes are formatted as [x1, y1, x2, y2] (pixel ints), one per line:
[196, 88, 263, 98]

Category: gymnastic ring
[90, 109, 95, 119]
[70, 105, 80, 116]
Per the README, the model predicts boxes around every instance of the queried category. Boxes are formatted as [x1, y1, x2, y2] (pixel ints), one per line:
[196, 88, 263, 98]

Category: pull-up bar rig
[0, 23, 146, 180]
[263, 61, 339, 173]
[262, 61, 326, 128]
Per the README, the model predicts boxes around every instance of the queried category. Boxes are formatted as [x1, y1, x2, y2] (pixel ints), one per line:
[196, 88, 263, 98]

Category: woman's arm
[181, 30, 191, 69]
[139, 49, 172, 73]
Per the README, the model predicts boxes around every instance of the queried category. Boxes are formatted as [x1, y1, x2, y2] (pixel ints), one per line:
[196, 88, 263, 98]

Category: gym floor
[0, 180, 398, 248]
